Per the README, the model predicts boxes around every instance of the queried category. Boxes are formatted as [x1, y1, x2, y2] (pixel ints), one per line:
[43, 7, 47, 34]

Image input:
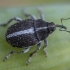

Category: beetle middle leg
[26, 42, 41, 65]
[43, 39, 48, 57]
[3, 47, 30, 62]
[0, 17, 22, 26]
[23, 11, 37, 20]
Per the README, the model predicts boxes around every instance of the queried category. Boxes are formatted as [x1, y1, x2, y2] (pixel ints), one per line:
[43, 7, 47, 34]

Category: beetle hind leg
[0, 17, 22, 26]
[3, 47, 30, 62]
[26, 42, 41, 65]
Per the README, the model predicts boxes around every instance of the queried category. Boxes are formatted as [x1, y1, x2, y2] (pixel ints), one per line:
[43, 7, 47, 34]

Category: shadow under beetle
[0, 8, 70, 65]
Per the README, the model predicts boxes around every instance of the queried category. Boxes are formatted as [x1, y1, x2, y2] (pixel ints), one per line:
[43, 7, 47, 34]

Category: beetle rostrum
[0, 9, 70, 65]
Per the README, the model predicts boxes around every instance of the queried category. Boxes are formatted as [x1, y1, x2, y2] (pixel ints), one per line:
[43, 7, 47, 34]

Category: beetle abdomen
[6, 19, 38, 48]
[6, 33, 38, 48]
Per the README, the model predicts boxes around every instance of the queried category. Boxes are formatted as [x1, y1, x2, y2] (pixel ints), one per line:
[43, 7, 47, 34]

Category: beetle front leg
[43, 39, 48, 57]
[3, 47, 30, 62]
[0, 17, 22, 26]
[26, 42, 41, 65]
[23, 11, 37, 20]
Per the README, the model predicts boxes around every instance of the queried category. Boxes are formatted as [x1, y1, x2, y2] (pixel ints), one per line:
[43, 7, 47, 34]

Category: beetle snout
[56, 24, 67, 29]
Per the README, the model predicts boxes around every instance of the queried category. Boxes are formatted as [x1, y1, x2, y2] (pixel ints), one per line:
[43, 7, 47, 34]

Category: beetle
[0, 8, 70, 65]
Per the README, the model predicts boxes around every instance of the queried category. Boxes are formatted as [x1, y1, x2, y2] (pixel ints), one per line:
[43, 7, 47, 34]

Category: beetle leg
[23, 11, 36, 20]
[38, 7, 45, 20]
[0, 17, 22, 26]
[3, 47, 30, 62]
[43, 39, 48, 57]
[26, 42, 41, 65]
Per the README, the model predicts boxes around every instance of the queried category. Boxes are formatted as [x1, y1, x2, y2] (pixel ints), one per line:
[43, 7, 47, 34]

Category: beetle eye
[50, 27, 56, 34]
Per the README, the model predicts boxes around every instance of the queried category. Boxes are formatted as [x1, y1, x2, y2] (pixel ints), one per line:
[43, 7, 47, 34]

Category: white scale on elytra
[7, 27, 47, 38]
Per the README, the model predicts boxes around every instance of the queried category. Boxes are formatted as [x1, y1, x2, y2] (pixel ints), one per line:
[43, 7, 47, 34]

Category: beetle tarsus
[26, 57, 31, 65]
[3, 55, 9, 62]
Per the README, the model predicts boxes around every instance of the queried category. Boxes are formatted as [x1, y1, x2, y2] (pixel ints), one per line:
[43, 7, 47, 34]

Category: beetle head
[48, 22, 56, 34]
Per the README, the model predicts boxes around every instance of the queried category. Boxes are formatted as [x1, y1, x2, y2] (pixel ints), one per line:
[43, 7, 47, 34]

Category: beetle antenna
[60, 18, 70, 33]
[56, 18, 70, 33]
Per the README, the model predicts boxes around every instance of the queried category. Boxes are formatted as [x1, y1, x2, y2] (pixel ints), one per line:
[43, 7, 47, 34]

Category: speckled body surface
[6, 19, 54, 48]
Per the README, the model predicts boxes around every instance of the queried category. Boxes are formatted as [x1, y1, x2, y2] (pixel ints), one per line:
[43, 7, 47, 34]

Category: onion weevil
[0, 8, 70, 65]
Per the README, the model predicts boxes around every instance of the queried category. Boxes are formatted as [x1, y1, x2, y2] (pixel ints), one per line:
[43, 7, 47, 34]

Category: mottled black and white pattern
[6, 19, 53, 48]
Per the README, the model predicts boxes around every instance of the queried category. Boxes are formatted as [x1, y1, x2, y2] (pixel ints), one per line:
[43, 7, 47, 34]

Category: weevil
[0, 8, 70, 65]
